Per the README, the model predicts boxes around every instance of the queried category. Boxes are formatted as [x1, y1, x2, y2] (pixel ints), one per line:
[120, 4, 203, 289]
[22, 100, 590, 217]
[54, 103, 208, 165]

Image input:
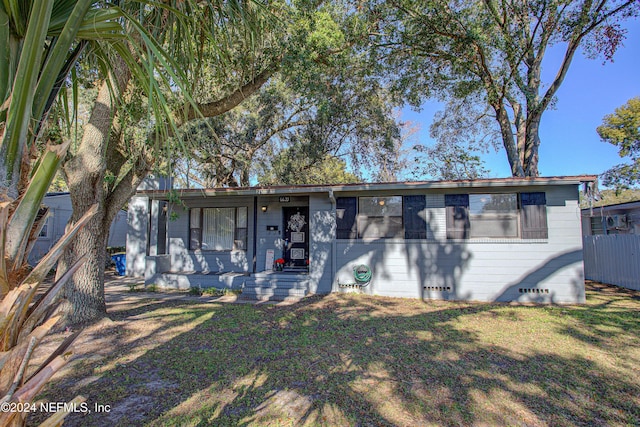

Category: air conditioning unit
[606, 214, 628, 229]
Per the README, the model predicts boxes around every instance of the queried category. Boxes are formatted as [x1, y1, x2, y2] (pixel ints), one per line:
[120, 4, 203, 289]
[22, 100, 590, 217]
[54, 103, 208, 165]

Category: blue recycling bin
[111, 253, 126, 276]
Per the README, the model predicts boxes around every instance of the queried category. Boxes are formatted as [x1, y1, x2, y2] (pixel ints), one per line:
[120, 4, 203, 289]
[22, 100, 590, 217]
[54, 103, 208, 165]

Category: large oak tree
[369, 0, 640, 177]
[53, 0, 276, 325]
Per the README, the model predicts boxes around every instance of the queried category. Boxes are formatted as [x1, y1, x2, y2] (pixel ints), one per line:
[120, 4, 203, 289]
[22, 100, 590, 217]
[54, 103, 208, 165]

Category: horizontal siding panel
[336, 238, 584, 302]
[469, 251, 577, 262]
[461, 267, 581, 279]
[459, 259, 579, 269]
[337, 240, 552, 248]
[455, 273, 581, 285]
[425, 194, 445, 208]
[462, 285, 578, 296]
[336, 243, 580, 259]
[545, 185, 579, 204]
[185, 196, 254, 208]
[548, 226, 583, 234]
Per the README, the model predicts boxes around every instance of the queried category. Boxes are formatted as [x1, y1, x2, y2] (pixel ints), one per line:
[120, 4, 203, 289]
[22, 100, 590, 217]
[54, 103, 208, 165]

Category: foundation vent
[519, 288, 549, 294]
[423, 286, 452, 292]
[338, 283, 362, 289]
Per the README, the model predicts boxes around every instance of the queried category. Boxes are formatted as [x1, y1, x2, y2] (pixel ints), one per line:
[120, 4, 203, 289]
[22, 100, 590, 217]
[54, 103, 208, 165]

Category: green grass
[202, 287, 242, 297]
[186, 286, 242, 297]
[33, 283, 640, 426]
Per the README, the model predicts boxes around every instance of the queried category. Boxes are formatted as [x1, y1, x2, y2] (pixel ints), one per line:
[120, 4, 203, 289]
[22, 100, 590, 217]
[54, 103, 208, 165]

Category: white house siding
[425, 194, 446, 240]
[309, 194, 335, 294]
[108, 210, 129, 247]
[333, 185, 585, 303]
[126, 195, 149, 277]
[29, 194, 73, 265]
[31, 193, 127, 266]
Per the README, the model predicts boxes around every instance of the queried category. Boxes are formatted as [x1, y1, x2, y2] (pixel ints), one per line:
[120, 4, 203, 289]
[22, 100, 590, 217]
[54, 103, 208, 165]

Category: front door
[283, 206, 309, 269]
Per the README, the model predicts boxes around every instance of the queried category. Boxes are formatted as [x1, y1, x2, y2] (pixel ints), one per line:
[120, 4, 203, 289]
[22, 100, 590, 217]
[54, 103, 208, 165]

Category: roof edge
[580, 199, 640, 211]
[137, 175, 597, 199]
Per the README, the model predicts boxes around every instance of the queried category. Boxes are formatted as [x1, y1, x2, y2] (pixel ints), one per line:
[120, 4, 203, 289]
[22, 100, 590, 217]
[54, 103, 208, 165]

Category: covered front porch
[128, 185, 336, 300]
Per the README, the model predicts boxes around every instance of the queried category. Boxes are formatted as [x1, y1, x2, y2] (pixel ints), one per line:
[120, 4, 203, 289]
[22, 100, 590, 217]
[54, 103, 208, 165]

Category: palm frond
[5, 142, 69, 270]
[0, 0, 55, 193]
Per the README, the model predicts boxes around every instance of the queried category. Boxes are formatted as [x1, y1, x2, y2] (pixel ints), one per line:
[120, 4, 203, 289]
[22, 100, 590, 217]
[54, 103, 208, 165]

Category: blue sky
[401, 20, 640, 182]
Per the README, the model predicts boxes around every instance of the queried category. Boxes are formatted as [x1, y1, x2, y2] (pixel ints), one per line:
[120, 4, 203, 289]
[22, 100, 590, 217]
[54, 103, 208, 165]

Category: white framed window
[336, 195, 427, 240]
[39, 220, 50, 238]
[37, 208, 51, 238]
[469, 194, 519, 238]
[445, 192, 548, 240]
[202, 208, 235, 250]
[190, 207, 248, 251]
[357, 196, 403, 239]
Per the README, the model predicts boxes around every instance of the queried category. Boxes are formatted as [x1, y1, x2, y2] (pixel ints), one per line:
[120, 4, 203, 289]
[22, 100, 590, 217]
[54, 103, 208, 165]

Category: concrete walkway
[103, 271, 296, 306]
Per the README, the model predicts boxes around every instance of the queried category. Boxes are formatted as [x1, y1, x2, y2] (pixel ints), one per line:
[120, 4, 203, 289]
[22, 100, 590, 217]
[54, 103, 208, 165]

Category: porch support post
[252, 196, 258, 273]
[329, 189, 337, 289]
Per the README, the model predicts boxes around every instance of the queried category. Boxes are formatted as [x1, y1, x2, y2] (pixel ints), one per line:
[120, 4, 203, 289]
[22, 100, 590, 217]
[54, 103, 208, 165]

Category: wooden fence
[583, 235, 640, 291]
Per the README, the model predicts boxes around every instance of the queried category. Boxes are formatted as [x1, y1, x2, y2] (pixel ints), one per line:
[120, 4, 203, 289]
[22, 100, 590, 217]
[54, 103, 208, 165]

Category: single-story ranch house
[126, 175, 595, 303]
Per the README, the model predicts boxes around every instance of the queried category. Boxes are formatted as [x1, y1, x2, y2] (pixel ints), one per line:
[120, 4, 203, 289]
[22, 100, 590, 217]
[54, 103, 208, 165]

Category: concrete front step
[242, 272, 309, 301]
[241, 286, 308, 302]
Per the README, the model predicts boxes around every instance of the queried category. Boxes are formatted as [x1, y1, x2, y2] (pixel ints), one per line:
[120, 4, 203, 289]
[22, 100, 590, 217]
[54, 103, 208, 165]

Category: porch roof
[138, 175, 597, 200]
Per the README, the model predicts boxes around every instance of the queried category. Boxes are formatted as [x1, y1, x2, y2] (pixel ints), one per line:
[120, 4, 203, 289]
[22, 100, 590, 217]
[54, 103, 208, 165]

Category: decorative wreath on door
[287, 212, 306, 232]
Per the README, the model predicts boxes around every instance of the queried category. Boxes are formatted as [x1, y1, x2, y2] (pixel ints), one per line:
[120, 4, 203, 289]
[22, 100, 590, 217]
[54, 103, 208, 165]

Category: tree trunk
[55, 59, 273, 325]
[57, 181, 142, 325]
[494, 103, 525, 177]
[56, 56, 132, 325]
[57, 209, 109, 325]
[56, 79, 112, 325]
[524, 115, 541, 177]
[513, 102, 526, 169]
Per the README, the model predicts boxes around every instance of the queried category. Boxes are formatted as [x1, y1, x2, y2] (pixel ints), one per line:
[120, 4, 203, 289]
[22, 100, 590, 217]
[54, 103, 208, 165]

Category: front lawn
[33, 282, 640, 426]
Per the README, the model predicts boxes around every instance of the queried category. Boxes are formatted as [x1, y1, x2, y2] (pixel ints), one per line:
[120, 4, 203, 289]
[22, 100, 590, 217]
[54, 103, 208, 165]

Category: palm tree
[0, 0, 231, 424]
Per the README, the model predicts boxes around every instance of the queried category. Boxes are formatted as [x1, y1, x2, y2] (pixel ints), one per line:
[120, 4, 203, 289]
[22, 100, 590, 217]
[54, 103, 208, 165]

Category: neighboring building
[581, 200, 640, 236]
[127, 176, 595, 303]
[581, 200, 640, 291]
[29, 192, 128, 265]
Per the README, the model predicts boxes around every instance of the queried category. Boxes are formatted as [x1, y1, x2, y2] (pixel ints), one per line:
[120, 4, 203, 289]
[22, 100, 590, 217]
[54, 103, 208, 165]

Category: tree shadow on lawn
[33, 291, 640, 427]
[547, 283, 640, 352]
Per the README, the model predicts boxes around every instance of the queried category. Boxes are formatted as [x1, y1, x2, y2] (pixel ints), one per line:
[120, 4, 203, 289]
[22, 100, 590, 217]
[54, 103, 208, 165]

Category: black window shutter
[445, 194, 469, 239]
[336, 197, 357, 239]
[190, 228, 202, 250]
[404, 195, 427, 239]
[189, 208, 202, 250]
[445, 194, 469, 207]
[520, 192, 548, 239]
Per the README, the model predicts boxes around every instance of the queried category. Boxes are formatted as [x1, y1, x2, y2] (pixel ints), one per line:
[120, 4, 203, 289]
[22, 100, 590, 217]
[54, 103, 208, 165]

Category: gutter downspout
[328, 189, 337, 291]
